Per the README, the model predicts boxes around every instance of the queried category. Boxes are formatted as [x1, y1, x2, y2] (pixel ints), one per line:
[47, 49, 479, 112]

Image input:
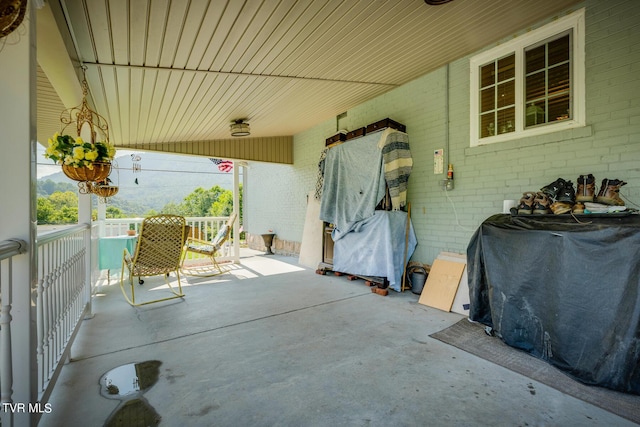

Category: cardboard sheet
[436, 252, 469, 315]
[418, 259, 465, 312]
[298, 191, 323, 268]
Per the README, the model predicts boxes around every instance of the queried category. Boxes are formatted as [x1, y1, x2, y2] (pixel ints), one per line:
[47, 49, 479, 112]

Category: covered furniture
[120, 214, 187, 306]
[467, 213, 640, 394]
[181, 212, 237, 276]
[332, 210, 416, 292]
[318, 127, 416, 290]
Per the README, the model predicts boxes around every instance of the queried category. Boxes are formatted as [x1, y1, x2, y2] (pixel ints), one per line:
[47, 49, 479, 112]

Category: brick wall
[245, 0, 640, 264]
[245, 122, 333, 246]
[246, 233, 301, 256]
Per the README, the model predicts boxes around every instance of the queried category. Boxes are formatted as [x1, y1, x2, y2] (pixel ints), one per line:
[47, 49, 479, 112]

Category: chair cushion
[211, 225, 229, 246]
[186, 241, 217, 254]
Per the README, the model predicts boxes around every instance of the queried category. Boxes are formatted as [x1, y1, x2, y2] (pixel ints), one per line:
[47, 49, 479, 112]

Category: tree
[37, 191, 78, 224]
[49, 191, 78, 209]
[175, 185, 226, 217]
[106, 206, 125, 218]
[37, 197, 55, 223]
[37, 179, 76, 196]
[161, 184, 242, 224]
[160, 202, 182, 216]
[40, 179, 56, 196]
[209, 191, 233, 216]
[53, 205, 78, 224]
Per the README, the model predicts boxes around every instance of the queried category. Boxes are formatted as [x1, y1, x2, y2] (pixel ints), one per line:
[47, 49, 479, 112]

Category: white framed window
[470, 8, 585, 147]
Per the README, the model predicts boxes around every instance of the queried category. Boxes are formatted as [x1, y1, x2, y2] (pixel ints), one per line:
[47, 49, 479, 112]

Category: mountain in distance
[40, 151, 235, 214]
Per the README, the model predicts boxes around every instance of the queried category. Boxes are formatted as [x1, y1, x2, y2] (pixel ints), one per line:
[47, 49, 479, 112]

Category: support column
[0, 4, 38, 426]
[80, 192, 93, 318]
[77, 86, 95, 321]
[97, 201, 106, 237]
[232, 162, 240, 263]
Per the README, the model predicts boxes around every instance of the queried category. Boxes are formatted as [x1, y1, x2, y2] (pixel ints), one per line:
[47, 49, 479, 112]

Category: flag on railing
[210, 158, 233, 173]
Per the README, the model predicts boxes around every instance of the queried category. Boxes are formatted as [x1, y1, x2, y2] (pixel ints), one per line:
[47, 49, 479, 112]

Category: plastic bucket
[410, 271, 427, 295]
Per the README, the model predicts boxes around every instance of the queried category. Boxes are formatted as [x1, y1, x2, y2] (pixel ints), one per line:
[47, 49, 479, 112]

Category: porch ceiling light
[230, 119, 250, 137]
[424, 0, 454, 4]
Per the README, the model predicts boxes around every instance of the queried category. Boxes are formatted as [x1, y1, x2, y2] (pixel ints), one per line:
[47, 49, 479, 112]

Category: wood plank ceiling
[39, 0, 583, 163]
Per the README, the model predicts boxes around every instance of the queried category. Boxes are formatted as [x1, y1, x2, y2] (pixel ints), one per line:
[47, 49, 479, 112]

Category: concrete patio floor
[38, 249, 636, 427]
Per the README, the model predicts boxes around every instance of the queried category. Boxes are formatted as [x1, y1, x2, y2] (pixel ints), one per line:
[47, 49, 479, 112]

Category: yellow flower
[44, 133, 116, 167]
[85, 150, 99, 161]
[72, 146, 85, 160]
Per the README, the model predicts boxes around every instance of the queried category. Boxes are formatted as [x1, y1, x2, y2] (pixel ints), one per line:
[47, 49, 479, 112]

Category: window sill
[465, 125, 592, 156]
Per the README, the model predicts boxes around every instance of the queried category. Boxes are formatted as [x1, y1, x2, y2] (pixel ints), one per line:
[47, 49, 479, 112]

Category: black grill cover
[467, 213, 640, 394]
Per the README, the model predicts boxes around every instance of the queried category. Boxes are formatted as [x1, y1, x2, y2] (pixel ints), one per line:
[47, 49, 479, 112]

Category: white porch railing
[1, 226, 92, 427]
[0, 226, 93, 427]
[0, 238, 27, 427]
[0, 215, 234, 426]
[36, 225, 93, 407]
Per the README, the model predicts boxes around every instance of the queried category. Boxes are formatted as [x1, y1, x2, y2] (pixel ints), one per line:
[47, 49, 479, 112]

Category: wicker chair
[120, 214, 187, 306]
[181, 212, 237, 277]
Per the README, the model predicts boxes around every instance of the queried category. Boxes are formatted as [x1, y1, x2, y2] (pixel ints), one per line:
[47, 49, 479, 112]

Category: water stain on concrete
[100, 360, 162, 427]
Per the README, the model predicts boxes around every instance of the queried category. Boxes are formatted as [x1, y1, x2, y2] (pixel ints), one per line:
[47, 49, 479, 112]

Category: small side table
[261, 233, 275, 255]
[99, 235, 137, 281]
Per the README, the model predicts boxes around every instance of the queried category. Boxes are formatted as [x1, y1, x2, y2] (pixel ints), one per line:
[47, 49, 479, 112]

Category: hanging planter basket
[92, 184, 119, 198]
[0, 0, 27, 39]
[47, 67, 117, 191]
[62, 162, 111, 183]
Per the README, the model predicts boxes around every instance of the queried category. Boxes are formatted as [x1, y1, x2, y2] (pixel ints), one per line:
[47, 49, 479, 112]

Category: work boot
[572, 202, 585, 214]
[596, 179, 627, 206]
[550, 201, 572, 215]
[576, 174, 596, 202]
[532, 192, 551, 214]
[540, 178, 567, 202]
[556, 180, 576, 203]
[517, 192, 536, 214]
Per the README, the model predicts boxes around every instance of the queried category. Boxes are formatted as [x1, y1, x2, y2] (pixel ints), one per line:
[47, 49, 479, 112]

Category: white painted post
[97, 202, 106, 238]
[77, 151, 94, 319]
[233, 162, 240, 263]
[0, 4, 38, 426]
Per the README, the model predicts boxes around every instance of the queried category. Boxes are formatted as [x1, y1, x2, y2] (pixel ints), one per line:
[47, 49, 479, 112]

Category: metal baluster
[36, 245, 45, 393]
[0, 259, 14, 407]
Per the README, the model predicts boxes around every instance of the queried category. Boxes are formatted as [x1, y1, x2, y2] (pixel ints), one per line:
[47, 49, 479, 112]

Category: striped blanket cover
[379, 129, 412, 210]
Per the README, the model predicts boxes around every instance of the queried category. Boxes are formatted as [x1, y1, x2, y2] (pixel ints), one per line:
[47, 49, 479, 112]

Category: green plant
[44, 133, 116, 168]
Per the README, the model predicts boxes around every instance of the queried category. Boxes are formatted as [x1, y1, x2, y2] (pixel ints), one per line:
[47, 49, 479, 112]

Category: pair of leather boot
[539, 178, 576, 215]
[540, 178, 575, 203]
[576, 174, 626, 206]
[517, 191, 551, 214]
[539, 177, 600, 215]
[598, 178, 626, 206]
[516, 176, 626, 215]
[576, 174, 596, 202]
